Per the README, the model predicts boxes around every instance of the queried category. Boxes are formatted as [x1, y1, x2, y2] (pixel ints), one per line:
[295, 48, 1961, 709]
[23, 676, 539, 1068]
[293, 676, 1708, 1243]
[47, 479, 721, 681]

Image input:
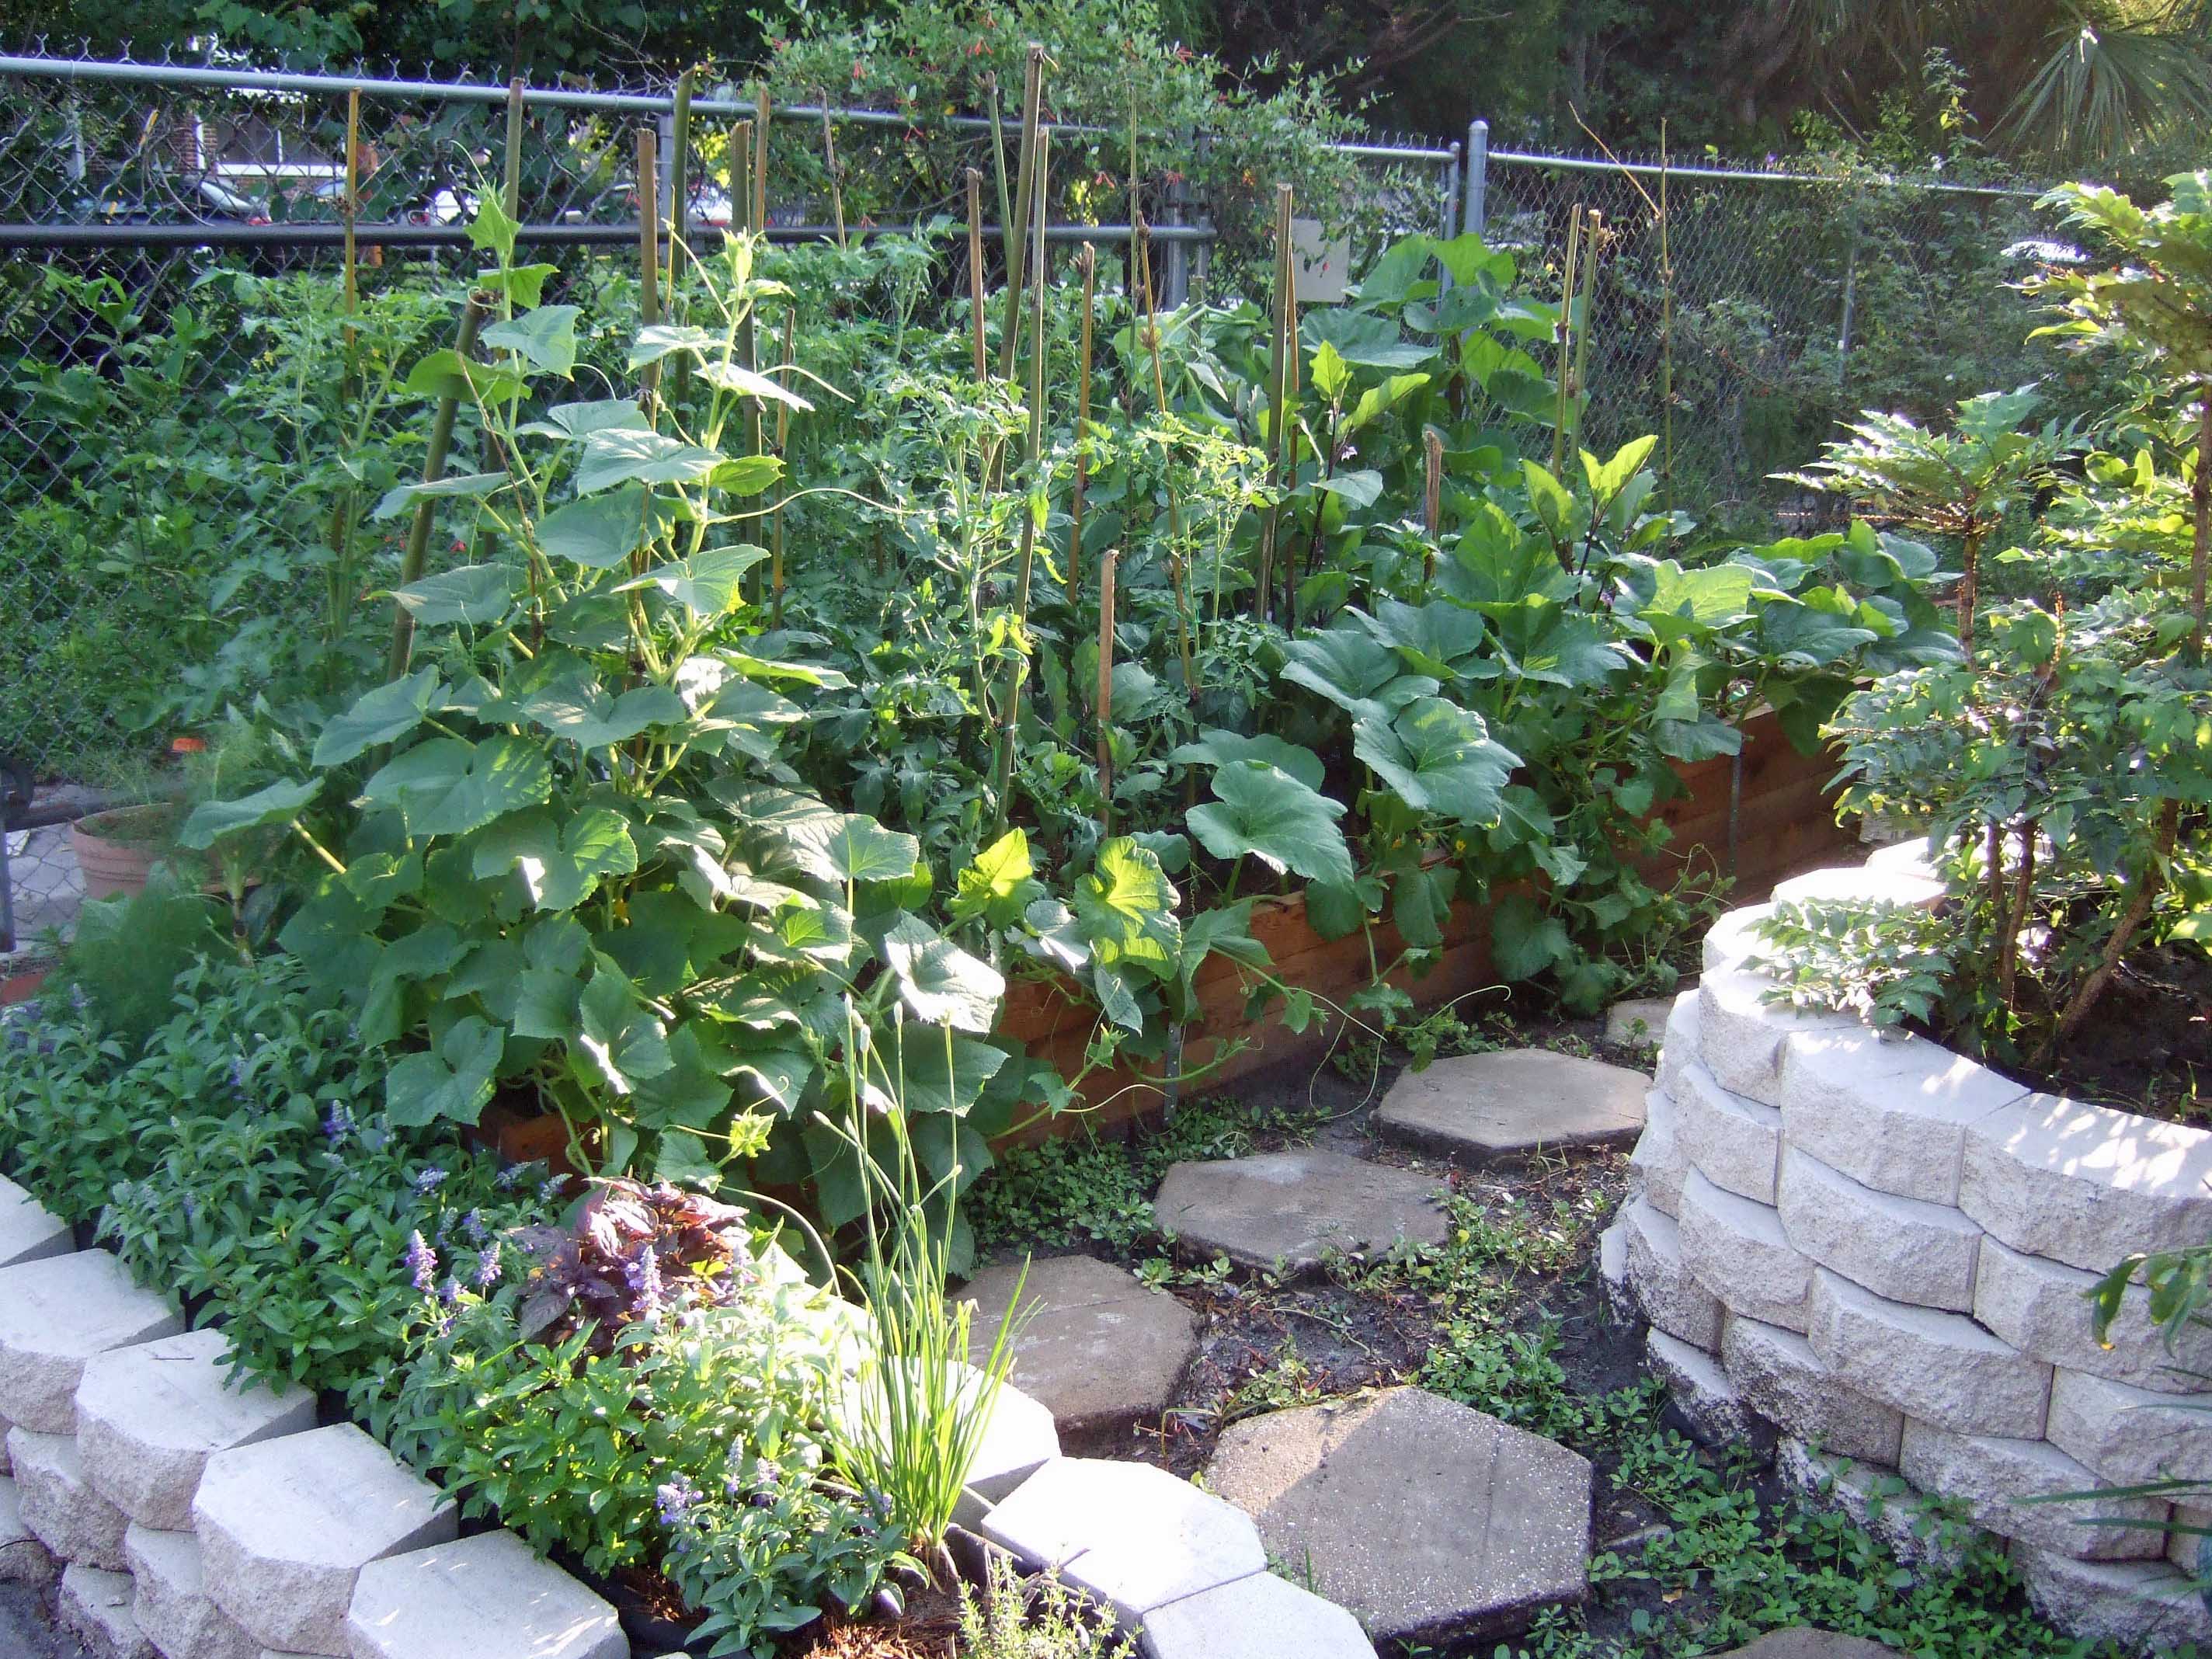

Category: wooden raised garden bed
[999, 710, 1856, 1137]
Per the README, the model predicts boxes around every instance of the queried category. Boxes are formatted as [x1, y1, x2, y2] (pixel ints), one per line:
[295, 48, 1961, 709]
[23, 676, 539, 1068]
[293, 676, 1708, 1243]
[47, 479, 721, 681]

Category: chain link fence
[1472, 138, 2067, 523]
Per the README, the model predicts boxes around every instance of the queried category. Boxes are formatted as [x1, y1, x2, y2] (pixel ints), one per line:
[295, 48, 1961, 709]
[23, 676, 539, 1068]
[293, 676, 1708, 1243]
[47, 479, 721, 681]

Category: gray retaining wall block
[1773, 1149, 1982, 1313]
[1805, 1271, 2050, 1441]
[9, 1425, 128, 1570]
[1776, 1028, 2025, 1206]
[0, 1251, 183, 1433]
[77, 1328, 316, 1531]
[1959, 1095, 2212, 1274]
[343, 1529, 626, 1659]
[194, 1424, 457, 1657]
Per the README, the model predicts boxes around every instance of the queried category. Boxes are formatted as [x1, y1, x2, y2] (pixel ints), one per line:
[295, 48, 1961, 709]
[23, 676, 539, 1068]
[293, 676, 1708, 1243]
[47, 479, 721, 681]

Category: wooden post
[771, 306, 795, 625]
[996, 45, 1044, 384]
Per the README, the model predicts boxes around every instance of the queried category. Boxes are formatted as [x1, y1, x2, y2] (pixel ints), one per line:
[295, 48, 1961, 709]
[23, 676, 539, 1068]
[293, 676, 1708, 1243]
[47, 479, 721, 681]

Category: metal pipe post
[1465, 119, 1488, 239]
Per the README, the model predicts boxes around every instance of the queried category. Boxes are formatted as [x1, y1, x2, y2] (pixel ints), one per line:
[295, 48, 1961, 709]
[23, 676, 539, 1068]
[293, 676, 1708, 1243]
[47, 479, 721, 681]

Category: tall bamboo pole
[1095, 547, 1118, 836]
[637, 128, 662, 412]
[1550, 205, 1584, 478]
[996, 46, 1044, 384]
[771, 306, 795, 626]
[965, 169, 988, 383]
[1254, 183, 1294, 623]
[991, 127, 1050, 829]
[342, 89, 360, 353]
[669, 68, 694, 405]
[1068, 241, 1095, 608]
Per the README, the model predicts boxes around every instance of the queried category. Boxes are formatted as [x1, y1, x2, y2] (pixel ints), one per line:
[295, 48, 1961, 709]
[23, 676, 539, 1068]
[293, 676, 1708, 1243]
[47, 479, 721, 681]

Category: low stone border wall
[0, 1179, 1372, 1659]
[1603, 844, 2212, 1654]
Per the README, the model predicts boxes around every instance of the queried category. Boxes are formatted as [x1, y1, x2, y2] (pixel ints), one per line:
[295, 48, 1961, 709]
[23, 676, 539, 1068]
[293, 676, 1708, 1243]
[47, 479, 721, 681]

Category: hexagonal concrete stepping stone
[127, 1523, 260, 1659]
[60, 1562, 156, 1659]
[962, 1257, 1200, 1445]
[0, 1176, 68, 1270]
[981, 1457, 1267, 1629]
[1376, 1049, 1647, 1164]
[0, 1250, 183, 1432]
[1138, 1569, 1378, 1659]
[194, 1423, 456, 1656]
[9, 1426, 128, 1570]
[346, 1529, 625, 1659]
[1153, 1152, 1449, 1273]
[78, 1327, 316, 1530]
[1205, 1386, 1592, 1643]
[1713, 1634, 1900, 1659]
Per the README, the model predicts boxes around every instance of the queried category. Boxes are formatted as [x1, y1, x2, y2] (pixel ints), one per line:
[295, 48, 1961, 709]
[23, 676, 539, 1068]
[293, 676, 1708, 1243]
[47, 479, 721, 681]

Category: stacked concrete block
[0, 1250, 183, 1432]
[1613, 850, 2212, 1650]
[0, 1177, 631, 1659]
[984, 1456, 1376, 1658]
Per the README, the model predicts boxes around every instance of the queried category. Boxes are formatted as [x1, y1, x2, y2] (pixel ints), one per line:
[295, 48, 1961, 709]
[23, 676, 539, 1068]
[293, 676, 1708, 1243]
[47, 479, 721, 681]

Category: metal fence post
[1835, 193, 1861, 386]
[1464, 119, 1487, 238]
[656, 112, 676, 229]
[1163, 141, 1190, 308]
[1442, 141, 1461, 241]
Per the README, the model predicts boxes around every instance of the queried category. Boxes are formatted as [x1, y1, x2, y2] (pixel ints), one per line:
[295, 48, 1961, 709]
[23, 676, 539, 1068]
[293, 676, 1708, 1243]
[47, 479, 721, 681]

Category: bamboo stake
[731, 118, 754, 234]
[1254, 183, 1294, 623]
[1550, 204, 1584, 478]
[991, 127, 1051, 830]
[753, 89, 770, 233]
[501, 76, 525, 221]
[1658, 122, 1676, 513]
[819, 91, 847, 249]
[669, 69, 694, 405]
[983, 73, 1015, 325]
[996, 45, 1044, 384]
[1423, 426, 1443, 589]
[342, 89, 359, 349]
[388, 298, 490, 681]
[1068, 241, 1095, 608]
[771, 305, 795, 626]
[965, 169, 988, 383]
[1567, 207, 1601, 459]
[1096, 547, 1118, 836]
[1134, 201, 1195, 702]
[637, 128, 662, 412]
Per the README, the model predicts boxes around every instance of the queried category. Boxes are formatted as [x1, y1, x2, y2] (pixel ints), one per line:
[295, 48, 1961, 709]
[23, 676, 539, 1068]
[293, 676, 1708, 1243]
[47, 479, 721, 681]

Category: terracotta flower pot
[68, 803, 180, 903]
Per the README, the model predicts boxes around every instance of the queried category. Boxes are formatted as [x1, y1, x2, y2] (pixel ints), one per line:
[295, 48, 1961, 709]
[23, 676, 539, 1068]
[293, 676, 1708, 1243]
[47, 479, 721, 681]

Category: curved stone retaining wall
[1605, 845, 2212, 1654]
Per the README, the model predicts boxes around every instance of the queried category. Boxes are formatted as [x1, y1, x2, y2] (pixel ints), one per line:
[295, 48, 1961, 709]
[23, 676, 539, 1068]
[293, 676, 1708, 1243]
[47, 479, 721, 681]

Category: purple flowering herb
[653, 1475, 701, 1529]
[412, 1167, 447, 1195]
[226, 1056, 248, 1094]
[404, 1231, 438, 1294]
[474, 1247, 503, 1290]
[322, 1101, 354, 1144]
[461, 1209, 489, 1245]
[626, 1247, 665, 1319]
[439, 1276, 461, 1306]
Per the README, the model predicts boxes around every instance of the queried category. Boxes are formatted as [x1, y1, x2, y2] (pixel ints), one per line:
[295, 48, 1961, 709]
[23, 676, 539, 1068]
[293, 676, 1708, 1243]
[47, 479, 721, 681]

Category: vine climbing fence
[0, 49, 2069, 951]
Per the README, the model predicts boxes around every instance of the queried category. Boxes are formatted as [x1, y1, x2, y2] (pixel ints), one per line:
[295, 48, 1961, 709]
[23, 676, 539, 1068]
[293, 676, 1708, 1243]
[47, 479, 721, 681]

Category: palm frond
[1999, 2, 2212, 163]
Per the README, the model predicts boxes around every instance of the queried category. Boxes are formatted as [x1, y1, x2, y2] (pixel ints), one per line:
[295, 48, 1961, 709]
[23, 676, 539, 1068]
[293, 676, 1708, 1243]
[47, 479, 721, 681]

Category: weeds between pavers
[965, 1030, 2136, 1659]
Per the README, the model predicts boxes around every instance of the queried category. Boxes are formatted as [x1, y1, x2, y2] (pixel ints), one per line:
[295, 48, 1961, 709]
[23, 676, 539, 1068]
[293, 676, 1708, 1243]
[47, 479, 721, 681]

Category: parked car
[68, 173, 270, 226]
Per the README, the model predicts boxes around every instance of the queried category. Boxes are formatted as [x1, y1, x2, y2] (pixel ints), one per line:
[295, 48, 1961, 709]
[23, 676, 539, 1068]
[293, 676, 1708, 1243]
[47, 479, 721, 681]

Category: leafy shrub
[1750, 897, 1960, 1031]
[356, 1223, 892, 1654]
[0, 955, 543, 1393]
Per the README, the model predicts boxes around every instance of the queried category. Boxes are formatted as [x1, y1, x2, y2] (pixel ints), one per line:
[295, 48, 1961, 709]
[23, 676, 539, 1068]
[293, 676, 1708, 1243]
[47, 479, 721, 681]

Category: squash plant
[180, 200, 1202, 1236]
